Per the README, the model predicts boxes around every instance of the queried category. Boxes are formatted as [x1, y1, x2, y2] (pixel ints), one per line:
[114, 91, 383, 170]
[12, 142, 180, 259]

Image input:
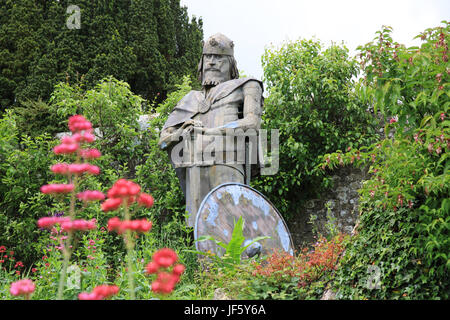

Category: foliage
[0, 0, 203, 111]
[247, 233, 348, 299]
[10, 99, 62, 138]
[321, 22, 449, 299]
[0, 74, 195, 272]
[0, 112, 194, 300]
[134, 76, 192, 223]
[48, 76, 148, 172]
[0, 111, 57, 266]
[191, 232, 348, 300]
[356, 22, 449, 129]
[252, 39, 378, 219]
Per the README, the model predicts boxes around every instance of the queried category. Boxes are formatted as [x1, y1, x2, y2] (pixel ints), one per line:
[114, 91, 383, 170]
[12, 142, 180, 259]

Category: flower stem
[57, 176, 78, 300]
[123, 199, 136, 300]
[57, 231, 73, 300]
[125, 230, 136, 300]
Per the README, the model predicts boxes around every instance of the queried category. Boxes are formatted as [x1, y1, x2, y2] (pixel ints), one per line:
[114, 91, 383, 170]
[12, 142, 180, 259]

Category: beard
[202, 70, 229, 87]
[202, 79, 221, 86]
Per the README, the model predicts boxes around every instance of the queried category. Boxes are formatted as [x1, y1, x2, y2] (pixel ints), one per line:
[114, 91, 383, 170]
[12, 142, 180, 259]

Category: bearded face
[202, 54, 231, 87]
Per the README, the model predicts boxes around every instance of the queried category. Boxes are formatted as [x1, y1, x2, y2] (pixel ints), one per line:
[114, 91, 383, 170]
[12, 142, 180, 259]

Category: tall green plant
[321, 22, 449, 300]
[253, 39, 377, 219]
[0, 110, 56, 265]
[134, 76, 193, 222]
[357, 22, 449, 130]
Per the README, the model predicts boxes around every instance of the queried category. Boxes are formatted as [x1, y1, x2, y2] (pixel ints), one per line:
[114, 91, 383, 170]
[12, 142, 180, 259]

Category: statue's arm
[240, 80, 263, 131]
[204, 80, 263, 135]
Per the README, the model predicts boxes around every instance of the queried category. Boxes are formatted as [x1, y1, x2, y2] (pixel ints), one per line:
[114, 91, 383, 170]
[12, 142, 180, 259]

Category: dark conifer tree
[0, 0, 203, 111]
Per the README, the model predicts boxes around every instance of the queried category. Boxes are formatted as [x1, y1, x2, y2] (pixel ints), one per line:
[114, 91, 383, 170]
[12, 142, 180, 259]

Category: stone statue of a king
[158, 33, 264, 227]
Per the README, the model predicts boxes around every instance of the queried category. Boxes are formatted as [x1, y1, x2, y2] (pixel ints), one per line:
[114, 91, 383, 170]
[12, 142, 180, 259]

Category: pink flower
[389, 117, 398, 124]
[93, 285, 119, 298]
[53, 141, 79, 155]
[101, 198, 123, 212]
[107, 218, 152, 234]
[151, 272, 179, 295]
[145, 261, 160, 274]
[79, 148, 101, 159]
[107, 217, 122, 232]
[136, 219, 152, 232]
[440, 113, 445, 121]
[108, 179, 140, 198]
[72, 132, 95, 143]
[68, 163, 100, 175]
[138, 193, 154, 208]
[68, 115, 92, 133]
[10, 279, 35, 297]
[78, 285, 119, 300]
[60, 219, 96, 232]
[172, 264, 186, 276]
[152, 248, 178, 268]
[87, 164, 100, 175]
[78, 292, 102, 300]
[50, 163, 70, 175]
[40, 184, 75, 194]
[77, 190, 105, 202]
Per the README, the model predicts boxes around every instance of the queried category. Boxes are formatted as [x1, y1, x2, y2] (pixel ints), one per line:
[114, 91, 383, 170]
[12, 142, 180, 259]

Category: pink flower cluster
[145, 248, 185, 294]
[51, 163, 100, 176]
[42, 115, 103, 197]
[69, 115, 92, 133]
[10, 279, 35, 297]
[107, 217, 152, 234]
[77, 190, 105, 202]
[40, 184, 74, 194]
[79, 148, 101, 159]
[60, 219, 96, 232]
[37, 216, 71, 228]
[78, 284, 119, 300]
[53, 135, 80, 155]
[101, 179, 154, 212]
[37, 216, 96, 232]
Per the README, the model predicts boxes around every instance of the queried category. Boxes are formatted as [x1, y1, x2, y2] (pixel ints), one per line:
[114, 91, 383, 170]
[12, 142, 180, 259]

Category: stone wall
[287, 165, 369, 249]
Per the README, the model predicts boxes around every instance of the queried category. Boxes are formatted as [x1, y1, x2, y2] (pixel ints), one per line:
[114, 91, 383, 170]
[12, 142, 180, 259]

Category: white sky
[180, 0, 449, 81]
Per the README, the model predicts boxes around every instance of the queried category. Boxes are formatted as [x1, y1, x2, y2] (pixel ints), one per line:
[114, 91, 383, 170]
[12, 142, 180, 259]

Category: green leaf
[226, 216, 246, 264]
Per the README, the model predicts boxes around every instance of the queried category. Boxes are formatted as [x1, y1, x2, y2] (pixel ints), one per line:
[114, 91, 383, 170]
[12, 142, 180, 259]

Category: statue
[158, 33, 264, 227]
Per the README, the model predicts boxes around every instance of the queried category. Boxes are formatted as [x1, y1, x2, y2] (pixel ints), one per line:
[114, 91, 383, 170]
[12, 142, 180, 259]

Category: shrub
[252, 39, 378, 219]
[321, 22, 449, 299]
[243, 233, 349, 299]
[0, 110, 57, 265]
[134, 76, 192, 223]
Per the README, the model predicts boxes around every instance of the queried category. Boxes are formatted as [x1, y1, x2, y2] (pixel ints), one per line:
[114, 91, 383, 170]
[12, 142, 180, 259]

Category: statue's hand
[182, 119, 203, 128]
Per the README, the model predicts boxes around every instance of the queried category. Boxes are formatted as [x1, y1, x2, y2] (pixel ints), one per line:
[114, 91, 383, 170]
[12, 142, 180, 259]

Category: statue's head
[198, 33, 239, 87]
